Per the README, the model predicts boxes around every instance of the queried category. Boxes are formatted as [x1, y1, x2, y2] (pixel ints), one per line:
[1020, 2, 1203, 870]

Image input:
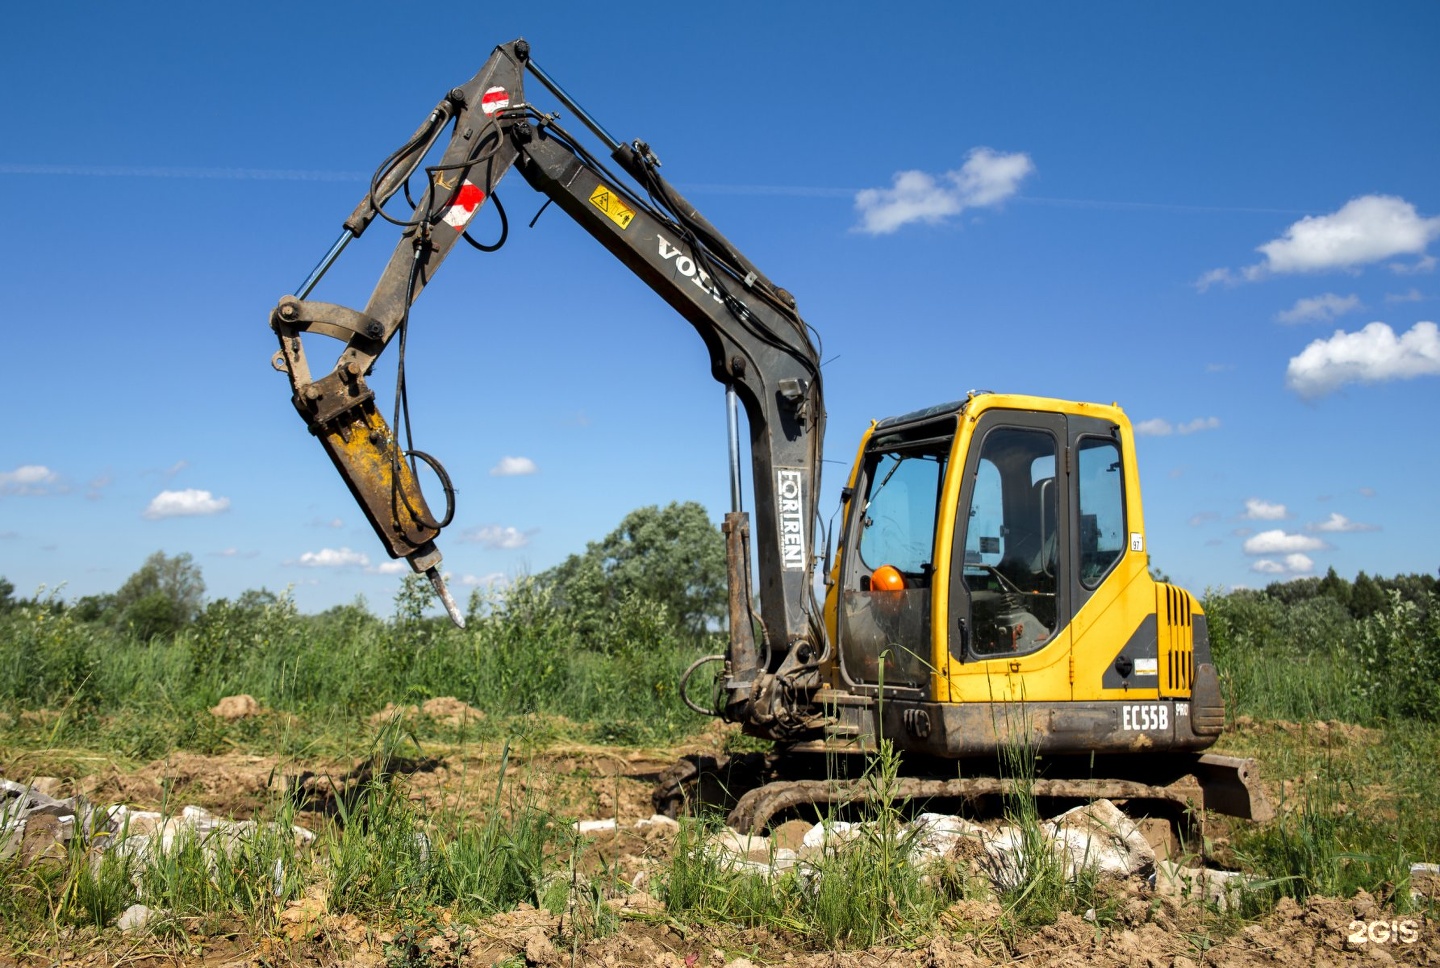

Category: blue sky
[2, 2, 1437, 613]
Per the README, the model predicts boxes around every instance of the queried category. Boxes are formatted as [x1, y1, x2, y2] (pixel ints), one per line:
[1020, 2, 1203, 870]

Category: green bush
[1205, 578, 1440, 727]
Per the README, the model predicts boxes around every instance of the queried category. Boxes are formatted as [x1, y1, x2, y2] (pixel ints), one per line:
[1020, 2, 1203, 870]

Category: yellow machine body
[816, 392, 1223, 758]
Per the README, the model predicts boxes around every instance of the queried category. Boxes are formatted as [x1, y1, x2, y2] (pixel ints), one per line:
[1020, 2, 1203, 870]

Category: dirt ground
[4, 709, 1437, 967]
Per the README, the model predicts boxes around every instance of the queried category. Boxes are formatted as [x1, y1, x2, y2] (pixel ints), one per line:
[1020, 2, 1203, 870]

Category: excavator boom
[270, 39, 825, 725]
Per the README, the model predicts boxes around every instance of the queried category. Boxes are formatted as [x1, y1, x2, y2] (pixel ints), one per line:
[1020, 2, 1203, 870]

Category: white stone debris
[800, 819, 864, 850]
[1149, 858, 1248, 911]
[904, 812, 989, 863]
[1, 776, 315, 909]
[115, 903, 160, 933]
[1043, 799, 1156, 878]
[1410, 862, 1440, 900]
[680, 798, 1190, 896]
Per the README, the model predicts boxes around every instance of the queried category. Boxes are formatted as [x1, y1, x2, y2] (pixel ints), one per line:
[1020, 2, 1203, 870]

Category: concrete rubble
[700, 800, 1155, 888]
[1, 775, 315, 915]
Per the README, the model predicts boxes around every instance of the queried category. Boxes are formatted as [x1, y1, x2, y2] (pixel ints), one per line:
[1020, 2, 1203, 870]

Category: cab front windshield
[857, 448, 946, 578]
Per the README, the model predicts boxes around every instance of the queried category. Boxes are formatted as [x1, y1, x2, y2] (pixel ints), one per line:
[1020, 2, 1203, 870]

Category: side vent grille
[1158, 583, 1195, 697]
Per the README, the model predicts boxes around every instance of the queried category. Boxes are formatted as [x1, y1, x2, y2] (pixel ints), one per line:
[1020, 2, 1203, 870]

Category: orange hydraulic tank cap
[871, 564, 905, 592]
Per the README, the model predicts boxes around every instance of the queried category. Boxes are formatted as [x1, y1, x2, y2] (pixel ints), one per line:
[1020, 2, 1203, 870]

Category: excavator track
[654, 752, 1271, 837]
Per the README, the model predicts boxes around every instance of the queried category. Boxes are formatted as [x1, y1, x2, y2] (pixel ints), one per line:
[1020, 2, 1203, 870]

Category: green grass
[1221, 722, 1440, 916]
[656, 739, 967, 948]
[3, 577, 1439, 950]
[0, 580, 714, 762]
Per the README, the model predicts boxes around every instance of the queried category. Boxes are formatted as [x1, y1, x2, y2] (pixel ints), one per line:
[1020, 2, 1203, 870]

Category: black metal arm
[270, 39, 827, 730]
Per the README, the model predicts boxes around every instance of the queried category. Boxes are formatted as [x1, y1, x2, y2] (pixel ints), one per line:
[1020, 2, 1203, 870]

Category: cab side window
[1076, 437, 1125, 587]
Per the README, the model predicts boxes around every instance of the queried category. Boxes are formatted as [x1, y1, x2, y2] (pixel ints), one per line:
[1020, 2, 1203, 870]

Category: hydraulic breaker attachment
[270, 299, 464, 626]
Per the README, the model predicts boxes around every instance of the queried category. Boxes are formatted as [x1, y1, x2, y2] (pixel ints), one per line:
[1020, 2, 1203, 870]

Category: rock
[1, 778, 109, 862]
[1150, 859, 1246, 911]
[1044, 798, 1155, 878]
[573, 818, 617, 834]
[800, 820, 862, 850]
[710, 828, 772, 862]
[210, 694, 261, 720]
[522, 926, 556, 964]
[769, 818, 812, 851]
[280, 893, 327, 926]
[905, 812, 988, 863]
[634, 813, 680, 832]
[116, 903, 156, 933]
[1410, 862, 1440, 899]
[30, 777, 64, 798]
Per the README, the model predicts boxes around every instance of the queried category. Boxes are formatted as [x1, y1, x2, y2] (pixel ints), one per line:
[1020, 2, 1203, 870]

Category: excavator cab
[825, 391, 1226, 757]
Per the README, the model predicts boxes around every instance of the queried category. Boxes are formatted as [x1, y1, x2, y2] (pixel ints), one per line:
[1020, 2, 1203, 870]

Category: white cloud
[460, 572, 509, 588]
[1283, 553, 1315, 574]
[1200, 196, 1440, 287]
[142, 488, 231, 519]
[368, 560, 408, 575]
[950, 148, 1035, 207]
[1188, 512, 1219, 527]
[0, 464, 60, 496]
[1133, 416, 1219, 437]
[1386, 288, 1425, 304]
[1195, 268, 1236, 292]
[1243, 498, 1288, 521]
[1391, 254, 1437, 275]
[210, 547, 259, 559]
[490, 456, 538, 477]
[1308, 512, 1379, 534]
[297, 547, 369, 568]
[1275, 293, 1361, 324]
[1250, 553, 1314, 576]
[853, 148, 1034, 235]
[461, 525, 535, 549]
[1285, 321, 1440, 397]
[1255, 196, 1440, 277]
[1177, 417, 1220, 435]
[1242, 530, 1326, 555]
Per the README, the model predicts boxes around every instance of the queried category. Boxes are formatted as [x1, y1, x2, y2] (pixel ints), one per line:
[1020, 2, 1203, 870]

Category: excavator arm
[270, 39, 826, 732]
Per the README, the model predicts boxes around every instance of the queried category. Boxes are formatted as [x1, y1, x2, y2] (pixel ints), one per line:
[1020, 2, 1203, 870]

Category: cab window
[1076, 436, 1125, 587]
[858, 449, 944, 576]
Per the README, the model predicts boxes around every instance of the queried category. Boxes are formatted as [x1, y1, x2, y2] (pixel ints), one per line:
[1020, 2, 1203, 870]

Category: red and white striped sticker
[442, 181, 486, 230]
[480, 86, 510, 115]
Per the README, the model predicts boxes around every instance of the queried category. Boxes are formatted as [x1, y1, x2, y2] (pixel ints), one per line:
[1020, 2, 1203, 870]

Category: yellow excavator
[269, 39, 1269, 836]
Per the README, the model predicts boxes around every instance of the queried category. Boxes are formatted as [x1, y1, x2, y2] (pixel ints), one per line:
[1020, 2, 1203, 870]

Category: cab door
[946, 410, 1069, 668]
